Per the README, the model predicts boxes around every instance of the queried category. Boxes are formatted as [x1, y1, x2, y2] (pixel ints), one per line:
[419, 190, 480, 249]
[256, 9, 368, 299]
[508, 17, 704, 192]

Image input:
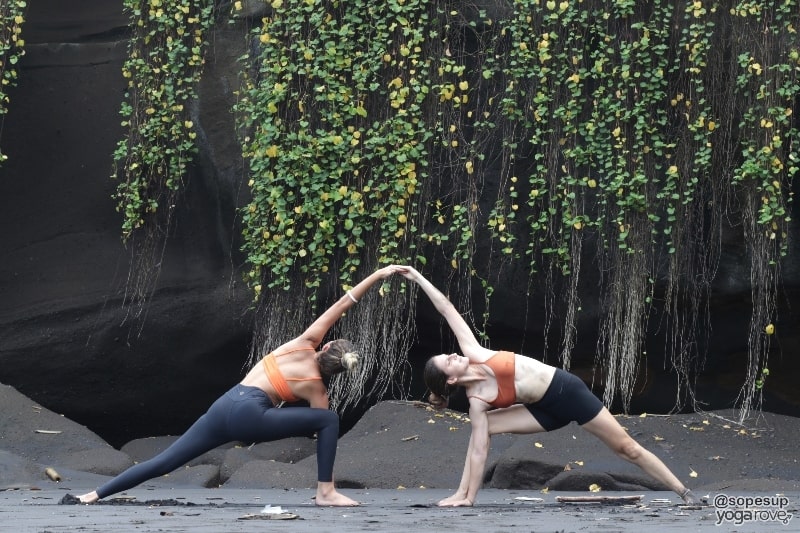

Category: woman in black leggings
[398, 266, 701, 508]
[78, 265, 402, 506]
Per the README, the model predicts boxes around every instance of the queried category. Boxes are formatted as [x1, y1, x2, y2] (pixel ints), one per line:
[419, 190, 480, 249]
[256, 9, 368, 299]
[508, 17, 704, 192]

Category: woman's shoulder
[273, 338, 317, 356]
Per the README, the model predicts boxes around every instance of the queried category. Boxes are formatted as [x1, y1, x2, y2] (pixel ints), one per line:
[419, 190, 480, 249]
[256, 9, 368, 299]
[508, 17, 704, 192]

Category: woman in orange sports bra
[398, 266, 701, 508]
[77, 265, 403, 507]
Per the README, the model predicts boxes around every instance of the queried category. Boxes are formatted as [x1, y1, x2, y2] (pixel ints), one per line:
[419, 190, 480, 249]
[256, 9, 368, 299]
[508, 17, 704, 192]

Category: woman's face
[432, 353, 468, 379]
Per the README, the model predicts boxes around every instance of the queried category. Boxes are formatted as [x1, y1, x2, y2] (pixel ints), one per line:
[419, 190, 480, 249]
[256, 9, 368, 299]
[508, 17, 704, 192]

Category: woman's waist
[515, 364, 558, 403]
[240, 369, 281, 404]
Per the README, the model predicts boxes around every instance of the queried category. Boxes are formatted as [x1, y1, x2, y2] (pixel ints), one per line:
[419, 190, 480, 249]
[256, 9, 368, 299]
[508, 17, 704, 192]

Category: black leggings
[96, 384, 340, 499]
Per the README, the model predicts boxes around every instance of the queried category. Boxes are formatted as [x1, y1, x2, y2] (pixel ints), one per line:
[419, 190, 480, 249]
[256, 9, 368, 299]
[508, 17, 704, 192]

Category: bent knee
[317, 409, 339, 429]
[614, 438, 643, 462]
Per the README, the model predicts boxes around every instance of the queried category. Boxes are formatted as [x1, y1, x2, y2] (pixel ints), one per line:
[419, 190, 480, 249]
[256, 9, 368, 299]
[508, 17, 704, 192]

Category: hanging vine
[229, 0, 797, 417]
[728, 0, 799, 419]
[112, 0, 215, 320]
[233, 0, 439, 412]
[0, 0, 26, 166]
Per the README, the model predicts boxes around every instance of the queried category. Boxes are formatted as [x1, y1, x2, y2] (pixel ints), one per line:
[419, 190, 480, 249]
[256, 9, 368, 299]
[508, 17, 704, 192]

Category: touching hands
[394, 265, 420, 281]
[378, 265, 405, 278]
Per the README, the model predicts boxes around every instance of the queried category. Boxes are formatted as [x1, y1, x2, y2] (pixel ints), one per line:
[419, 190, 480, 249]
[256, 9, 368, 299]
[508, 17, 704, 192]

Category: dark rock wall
[0, 2, 253, 447]
[0, 3, 798, 447]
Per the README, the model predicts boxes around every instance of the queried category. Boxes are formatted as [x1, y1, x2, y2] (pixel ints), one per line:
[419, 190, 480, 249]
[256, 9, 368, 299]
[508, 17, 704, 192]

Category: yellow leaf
[535, 442, 543, 448]
[589, 483, 601, 492]
[765, 323, 775, 335]
[541, 487, 549, 494]
[639, 412, 647, 418]
[653, 435, 664, 441]
[689, 469, 698, 478]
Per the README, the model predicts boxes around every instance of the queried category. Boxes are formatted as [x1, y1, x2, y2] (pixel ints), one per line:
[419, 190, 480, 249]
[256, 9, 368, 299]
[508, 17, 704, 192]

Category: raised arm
[300, 265, 401, 346]
[398, 266, 491, 361]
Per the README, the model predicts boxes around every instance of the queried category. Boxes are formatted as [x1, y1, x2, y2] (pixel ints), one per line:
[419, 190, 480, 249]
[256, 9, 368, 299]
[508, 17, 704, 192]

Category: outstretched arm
[398, 266, 491, 361]
[438, 398, 491, 506]
[300, 265, 401, 346]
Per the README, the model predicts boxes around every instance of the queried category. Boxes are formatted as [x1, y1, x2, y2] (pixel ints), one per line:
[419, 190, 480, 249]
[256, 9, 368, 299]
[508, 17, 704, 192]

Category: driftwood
[555, 495, 644, 504]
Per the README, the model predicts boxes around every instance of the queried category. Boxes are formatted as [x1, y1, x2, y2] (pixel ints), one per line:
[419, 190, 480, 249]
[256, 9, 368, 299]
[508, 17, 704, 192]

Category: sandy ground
[4, 383, 800, 532]
[5, 487, 799, 533]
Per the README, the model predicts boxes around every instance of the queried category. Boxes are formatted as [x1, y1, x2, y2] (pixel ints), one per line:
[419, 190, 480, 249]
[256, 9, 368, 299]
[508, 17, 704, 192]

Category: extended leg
[234, 405, 357, 506]
[580, 407, 698, 503]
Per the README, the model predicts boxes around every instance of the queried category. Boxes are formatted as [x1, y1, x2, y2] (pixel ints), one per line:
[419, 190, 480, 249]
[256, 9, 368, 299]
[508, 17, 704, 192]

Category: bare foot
[437, 497, 473, 507]
[78, 491, 99, 504]
[315, 491, 360, 506]
[437, 492, 471, 506]
[315, 482, 359, 506]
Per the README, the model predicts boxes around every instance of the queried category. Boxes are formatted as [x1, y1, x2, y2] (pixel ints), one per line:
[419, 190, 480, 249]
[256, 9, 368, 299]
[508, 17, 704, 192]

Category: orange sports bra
[262, 346, 322, 404]
[469, 351, 516, 408]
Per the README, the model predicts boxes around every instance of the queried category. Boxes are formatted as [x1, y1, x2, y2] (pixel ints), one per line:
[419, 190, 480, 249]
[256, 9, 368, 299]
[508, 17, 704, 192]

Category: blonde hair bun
[341, 351, 360, 371]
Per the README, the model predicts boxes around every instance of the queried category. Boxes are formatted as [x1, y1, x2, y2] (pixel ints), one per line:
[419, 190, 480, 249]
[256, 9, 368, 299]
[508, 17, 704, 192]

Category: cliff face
[0, 1, 254, 446]
[0, 3, 798, 447]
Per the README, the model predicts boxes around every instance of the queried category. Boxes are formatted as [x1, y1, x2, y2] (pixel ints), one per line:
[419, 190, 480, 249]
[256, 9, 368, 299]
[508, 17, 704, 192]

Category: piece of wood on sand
[237, 513, 299, 520]
[555, 494, 644, 504]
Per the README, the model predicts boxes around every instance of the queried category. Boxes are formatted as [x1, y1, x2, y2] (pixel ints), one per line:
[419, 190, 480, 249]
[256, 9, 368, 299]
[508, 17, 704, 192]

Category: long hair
[317, 339, 359, 378]
[423, 356, 455, 408]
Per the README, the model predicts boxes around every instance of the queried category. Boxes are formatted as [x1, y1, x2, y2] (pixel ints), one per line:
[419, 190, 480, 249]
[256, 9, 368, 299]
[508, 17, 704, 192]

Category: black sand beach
[5, 487, 798, 533]
[2, 384, 799, 532]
